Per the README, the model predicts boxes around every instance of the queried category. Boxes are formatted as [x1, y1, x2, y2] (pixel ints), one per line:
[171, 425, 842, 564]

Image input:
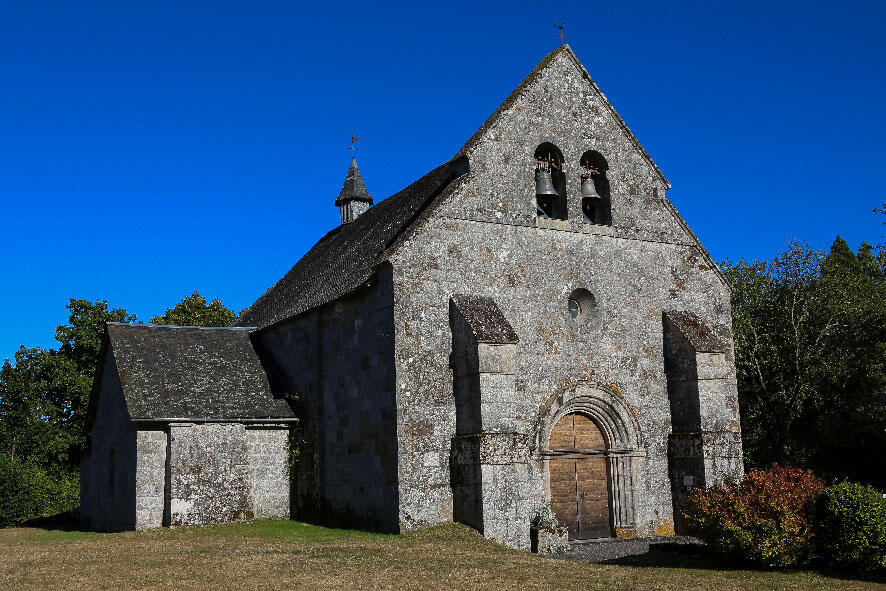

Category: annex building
[81, 45, 744, 550]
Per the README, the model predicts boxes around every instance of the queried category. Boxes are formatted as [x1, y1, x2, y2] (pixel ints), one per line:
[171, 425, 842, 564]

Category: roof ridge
[107, 322, 255, 331]
[237, 156, 469, 329]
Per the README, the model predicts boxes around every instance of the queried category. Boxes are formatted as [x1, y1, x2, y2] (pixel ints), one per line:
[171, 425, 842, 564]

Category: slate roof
[451, 295, 519, 344]
[102, 323, 295, 420]
[237, 156, 470, 329]
[335, 158, 373, 206]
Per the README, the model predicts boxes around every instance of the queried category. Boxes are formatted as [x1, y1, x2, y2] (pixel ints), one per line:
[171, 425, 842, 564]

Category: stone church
[81, 45, 743, 549]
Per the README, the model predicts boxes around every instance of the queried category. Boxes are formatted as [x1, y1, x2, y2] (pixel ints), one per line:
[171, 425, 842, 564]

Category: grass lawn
[0, 520, 882, 590]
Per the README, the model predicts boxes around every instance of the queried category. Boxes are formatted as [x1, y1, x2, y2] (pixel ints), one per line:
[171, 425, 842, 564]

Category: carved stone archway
[533, 381, 646, 537]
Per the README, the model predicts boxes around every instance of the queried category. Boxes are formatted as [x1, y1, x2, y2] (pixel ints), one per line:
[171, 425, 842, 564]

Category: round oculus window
[567, 288, 598, 325]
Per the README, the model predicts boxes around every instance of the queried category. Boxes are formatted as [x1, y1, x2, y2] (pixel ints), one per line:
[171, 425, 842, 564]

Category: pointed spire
[335, 158, 373, 207]
[336, 158, 373, 224]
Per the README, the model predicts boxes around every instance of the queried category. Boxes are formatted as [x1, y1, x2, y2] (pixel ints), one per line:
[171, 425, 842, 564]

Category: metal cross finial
[348, 134, 360, 159]
[555, 22, 566, 45]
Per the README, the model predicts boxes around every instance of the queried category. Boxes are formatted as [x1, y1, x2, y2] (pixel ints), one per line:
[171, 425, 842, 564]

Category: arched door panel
[549, 413, 612, 539]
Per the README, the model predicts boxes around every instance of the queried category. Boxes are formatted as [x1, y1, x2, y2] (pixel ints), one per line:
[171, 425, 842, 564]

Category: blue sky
[1, 0, 884, 360]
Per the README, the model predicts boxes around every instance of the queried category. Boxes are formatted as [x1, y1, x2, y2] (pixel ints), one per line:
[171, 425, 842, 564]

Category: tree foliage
[0, 454, 79, 528]
[723, 238, 886, 486]
[151, 291, 237, 327]
[0, 299, 134, 469]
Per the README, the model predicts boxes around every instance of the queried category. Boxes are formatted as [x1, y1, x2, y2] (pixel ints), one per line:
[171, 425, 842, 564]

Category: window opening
[568, 298, 581, 319]
[582, 198, 599, 225]
[567, 288, 599, 326]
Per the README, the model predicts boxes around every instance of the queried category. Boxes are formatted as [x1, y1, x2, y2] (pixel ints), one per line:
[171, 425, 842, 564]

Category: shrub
[0, 455, 37, 527]
[0, 455, 79, 528]
[815, 481, 886, 571]
[684, 464, 824, 567]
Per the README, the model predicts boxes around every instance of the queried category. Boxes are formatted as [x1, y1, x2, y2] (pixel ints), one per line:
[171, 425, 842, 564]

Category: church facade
[81, 45, 743, 549]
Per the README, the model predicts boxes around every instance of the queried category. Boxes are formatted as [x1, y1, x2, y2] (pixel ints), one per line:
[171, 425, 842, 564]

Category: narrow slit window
[108, 447, 116, 497]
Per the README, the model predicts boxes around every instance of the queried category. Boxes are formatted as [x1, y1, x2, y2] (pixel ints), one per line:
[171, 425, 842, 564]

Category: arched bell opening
[534, 143, 567, 220]
[579, 150, 611, 226]
[548, 413, 613, 540]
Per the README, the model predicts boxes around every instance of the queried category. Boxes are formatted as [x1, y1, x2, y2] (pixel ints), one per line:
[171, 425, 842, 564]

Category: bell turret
[335, 157, 373, 224]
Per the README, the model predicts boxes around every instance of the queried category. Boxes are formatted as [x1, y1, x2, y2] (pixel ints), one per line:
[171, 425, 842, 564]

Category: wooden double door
[549, 413, 612, 540]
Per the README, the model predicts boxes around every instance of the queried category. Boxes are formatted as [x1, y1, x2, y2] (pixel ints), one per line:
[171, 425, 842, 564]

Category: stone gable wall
[389, 51, 740, 536]
[80, 348, 138, 532]
[439, 51, 686, 246]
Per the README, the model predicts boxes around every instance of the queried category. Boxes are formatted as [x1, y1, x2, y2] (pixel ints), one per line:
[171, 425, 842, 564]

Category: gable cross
[555, 22, 566, 45]
[348, 134, 360, 159]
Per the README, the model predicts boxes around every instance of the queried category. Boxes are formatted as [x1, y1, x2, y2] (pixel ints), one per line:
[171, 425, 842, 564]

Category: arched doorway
[548, 413, 612, 539]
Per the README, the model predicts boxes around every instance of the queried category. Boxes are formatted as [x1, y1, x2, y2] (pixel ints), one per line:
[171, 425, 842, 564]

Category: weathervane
[348, 134, 360, 159]
[555, 22, 566, 45]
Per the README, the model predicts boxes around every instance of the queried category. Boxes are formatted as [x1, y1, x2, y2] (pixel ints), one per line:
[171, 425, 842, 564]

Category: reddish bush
[684, 464, 825, 567]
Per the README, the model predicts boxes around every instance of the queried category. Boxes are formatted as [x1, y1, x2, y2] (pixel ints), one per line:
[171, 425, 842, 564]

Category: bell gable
[436, 45, 725, 289]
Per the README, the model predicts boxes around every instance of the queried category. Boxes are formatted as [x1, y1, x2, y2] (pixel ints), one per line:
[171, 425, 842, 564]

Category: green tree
[723, 238, 886, 485]
[151, 291, 237, 327]
[0, 299, 134, 469]
[0, 348, 78, 467]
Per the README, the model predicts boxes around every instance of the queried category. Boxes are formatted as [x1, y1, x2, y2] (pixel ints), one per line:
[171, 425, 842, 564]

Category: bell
[535, 169, 558, 195]
[581, 174, 602, 200]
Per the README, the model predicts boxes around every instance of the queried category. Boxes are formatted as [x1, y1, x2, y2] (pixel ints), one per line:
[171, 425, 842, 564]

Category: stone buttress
[448, 295, 530, 550]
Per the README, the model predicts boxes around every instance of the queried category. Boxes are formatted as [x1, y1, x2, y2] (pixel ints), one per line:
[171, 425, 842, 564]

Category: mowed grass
[0, 520, 882, 591]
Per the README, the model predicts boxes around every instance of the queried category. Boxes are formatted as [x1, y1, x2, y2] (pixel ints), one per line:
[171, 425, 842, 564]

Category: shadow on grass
[599, 543, 886, 584]
[21, 510, 82, 532]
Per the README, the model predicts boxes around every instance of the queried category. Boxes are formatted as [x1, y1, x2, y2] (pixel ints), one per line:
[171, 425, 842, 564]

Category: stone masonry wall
[247, 425, 291, 519]
[389, 49, 741, 537]
[254, 265, 398, 531]
[168, 423, 253, 526]
[84, 354, 291, 530]
[80, 348, 137, 532]
[102, 421, 289, 529]
[134, 427, 167, 529]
